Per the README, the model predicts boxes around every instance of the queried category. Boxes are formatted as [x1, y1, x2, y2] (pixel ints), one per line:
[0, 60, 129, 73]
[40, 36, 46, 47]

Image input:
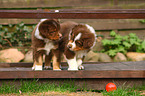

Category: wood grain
[0, 61, 145, 79]
[0, 9, 145, 19]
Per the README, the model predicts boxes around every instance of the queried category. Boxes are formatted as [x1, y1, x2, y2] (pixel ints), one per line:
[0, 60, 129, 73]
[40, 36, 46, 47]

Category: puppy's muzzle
[59, 33, 62, 40]
[67, 44, 72, 48]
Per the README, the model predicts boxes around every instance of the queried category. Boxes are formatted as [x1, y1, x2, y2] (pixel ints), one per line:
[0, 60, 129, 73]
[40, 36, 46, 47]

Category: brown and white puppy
[58, 21, 96, 70]
[32, 19, 62, 70]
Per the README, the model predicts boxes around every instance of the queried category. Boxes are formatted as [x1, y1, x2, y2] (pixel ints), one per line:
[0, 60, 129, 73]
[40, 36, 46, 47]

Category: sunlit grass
[0, 79, 81, 94]
[0, 79, 144, 96]
[102, 84, 145, 96]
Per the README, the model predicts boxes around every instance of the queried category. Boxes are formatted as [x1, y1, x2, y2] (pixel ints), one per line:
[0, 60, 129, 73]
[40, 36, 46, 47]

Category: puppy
[58, 21, 97, 70]
[32, 19, 62, 70]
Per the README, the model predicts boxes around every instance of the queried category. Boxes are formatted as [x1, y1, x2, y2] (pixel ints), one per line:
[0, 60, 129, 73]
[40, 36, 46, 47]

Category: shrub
[0, 22, 35, 48]
[101, 31, 145, 57]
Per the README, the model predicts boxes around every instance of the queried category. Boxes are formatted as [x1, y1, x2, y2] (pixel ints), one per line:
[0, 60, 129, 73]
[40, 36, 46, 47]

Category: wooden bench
[0, 9, 145, 90]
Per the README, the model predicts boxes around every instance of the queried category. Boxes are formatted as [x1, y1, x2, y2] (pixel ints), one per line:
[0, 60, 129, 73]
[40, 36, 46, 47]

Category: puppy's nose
[67, 44, 72, 48]
[59, 36, 62, 39]
[59, 33, 62, 39]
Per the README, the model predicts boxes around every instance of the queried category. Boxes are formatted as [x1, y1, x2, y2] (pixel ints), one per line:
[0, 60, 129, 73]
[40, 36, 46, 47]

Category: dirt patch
[0, 91, 103, 96]
[37, 91, 103, 96]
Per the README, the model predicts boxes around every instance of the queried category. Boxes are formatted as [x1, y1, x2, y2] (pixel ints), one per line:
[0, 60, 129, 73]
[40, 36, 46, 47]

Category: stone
[114, 52, 127, 62]
[23, 49, 33, 62]
[84, 51, 99, 62]
[0, 48, 24, 63]
[126, 52, 145, 61]
[98, 53, 112, 62]
[92, 37, 103, 52]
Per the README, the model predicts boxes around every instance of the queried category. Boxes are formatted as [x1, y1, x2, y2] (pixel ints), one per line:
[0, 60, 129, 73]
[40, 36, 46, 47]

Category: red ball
[105, 82, 117, 92]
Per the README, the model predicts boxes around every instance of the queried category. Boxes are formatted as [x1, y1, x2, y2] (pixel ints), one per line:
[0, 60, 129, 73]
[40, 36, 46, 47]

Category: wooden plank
[0, 0, 111, 8]
[0, 70, 144, 79]
[0, 0, 145, 9]
[0, 61, 145, 79]
[0, 61, 145, 70]
[0, 62, 33, 68]
[0, 62, 108, 68]
[87, 20, 145, 30]
[97, 30, 145, 40]
[1, 19, 145, 30]
[62, 19, 145, 30]
[0, 9, 145, 19]
[0, 19, 39, 24]
[0, 61, 144, 68]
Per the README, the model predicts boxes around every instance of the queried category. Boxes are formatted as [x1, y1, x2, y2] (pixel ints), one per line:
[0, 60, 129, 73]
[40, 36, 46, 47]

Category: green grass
[0, 79, 144, 96]
[0, 79, 82, 94]
[102, 85, 145, 96]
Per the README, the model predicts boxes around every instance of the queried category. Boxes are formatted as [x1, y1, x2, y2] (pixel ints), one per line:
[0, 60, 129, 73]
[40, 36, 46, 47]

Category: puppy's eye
[50, 31, 56, 34]
[76, 41, 82, 46]
[71, 32, 74, 37]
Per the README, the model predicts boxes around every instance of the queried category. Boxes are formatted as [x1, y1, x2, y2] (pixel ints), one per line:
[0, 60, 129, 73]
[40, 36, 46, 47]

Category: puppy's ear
[39, 19, 60, 31]
[50, 19, 60, 30]
[53, 19, 60, 23]
[83, 39, 94, 49]
[72, 24, 84, 32]
[39, 20, 50, 32]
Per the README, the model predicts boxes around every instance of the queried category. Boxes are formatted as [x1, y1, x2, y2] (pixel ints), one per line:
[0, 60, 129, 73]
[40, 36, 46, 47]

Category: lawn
[0, 79, 144, 96]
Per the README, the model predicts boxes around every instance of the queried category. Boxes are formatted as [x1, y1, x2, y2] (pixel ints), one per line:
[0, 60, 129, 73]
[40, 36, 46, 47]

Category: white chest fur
[37, 40, 56, 55]
[44, 41, 55, 55]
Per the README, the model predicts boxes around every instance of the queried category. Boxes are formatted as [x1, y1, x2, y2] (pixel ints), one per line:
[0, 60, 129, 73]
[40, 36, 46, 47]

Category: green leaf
[100, 49, 105, 52]
[110, 31, 116, 37]
[0, 31, 4, 36]
[140, 40, 145, 51]
[129, 33, 137, 38]
[18, 42, 23, 47]
[32, 25, 36, 29]
[129, 38, 136, 45]
[110, 39, 121, 45]
[136, 38, 142, 43]
[16, 26, 20, 31]
[8, 24, 13, 27]
[102, 39, 111, 45]
[6, 33, 12, 38]
[117, 46, 127, 54]
[4, 28, 8, 32]
[23, 26, 29, 31]
[123, 42, 131, 48]
[139, 19, 145, 23]
[115, 34, 122, 39]
[117, 46, 124, 51]
[10, 39, 14, 43]
[122, 36, 129, 41]
[19, 22, 24, 27]
[129, 38, 140, 46]
[107, 49, 117, 57]
[0, 38, 2, 42]
[0, 25, 2, 29]
[136, 45, 143, 52]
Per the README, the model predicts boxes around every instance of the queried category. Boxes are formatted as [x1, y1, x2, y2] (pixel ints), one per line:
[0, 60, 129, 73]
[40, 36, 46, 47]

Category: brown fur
[57, 21, 96, 70]
[32, 19, 62, 70]
[59, 21, 95, 59]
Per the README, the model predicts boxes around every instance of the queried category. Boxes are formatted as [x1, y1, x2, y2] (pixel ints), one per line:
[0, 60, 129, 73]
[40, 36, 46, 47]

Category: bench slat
[0, 9, 145, 19]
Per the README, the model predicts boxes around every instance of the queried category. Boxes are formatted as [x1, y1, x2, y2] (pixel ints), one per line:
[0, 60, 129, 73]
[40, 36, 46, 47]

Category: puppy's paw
[34, 65, 43, 71]
[44, 66, 52, 69]
[68, 68, 78, 71]
[53, 69, 61, 71]
[32, 67, 35, 70]
[78, 65, 85, 70]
